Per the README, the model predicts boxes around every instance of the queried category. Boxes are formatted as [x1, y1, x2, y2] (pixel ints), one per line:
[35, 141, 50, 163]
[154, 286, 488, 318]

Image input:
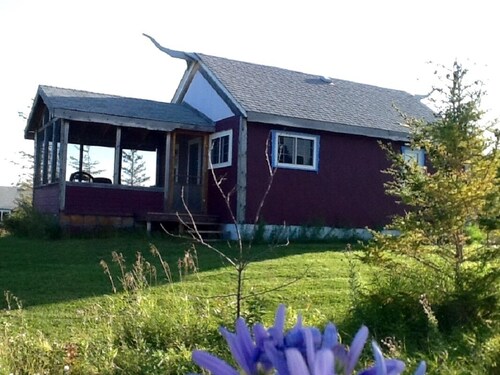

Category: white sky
[1, 0, 499, 186]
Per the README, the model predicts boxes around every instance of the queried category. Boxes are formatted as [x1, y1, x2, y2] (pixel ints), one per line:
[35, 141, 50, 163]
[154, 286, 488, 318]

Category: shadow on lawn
[0, 233, 355, 308]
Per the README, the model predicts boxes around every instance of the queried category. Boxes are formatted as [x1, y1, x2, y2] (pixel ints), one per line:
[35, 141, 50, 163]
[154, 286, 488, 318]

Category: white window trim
[402, 146, 425, 166]
[271, 130, 320, 171]
[209, 129, 233, 169]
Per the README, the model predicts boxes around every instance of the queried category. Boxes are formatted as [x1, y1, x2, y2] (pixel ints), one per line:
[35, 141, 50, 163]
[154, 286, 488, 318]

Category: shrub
[3, 201, 61, 239]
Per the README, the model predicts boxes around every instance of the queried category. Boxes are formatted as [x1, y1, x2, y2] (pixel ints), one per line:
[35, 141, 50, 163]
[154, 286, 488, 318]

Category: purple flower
[190, 304, 426, 375]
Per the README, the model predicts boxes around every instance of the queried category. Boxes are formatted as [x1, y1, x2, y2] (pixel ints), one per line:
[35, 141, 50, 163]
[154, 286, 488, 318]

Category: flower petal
[220, 322, 256, 375]
[264, 340, 290, 375]
[322, 323, 338, 349]
[345, 326, 369, 374]
[235, 318, 258, 374]
[314, 349, 334, 375]
[270, 304, 286, 346]
[413, 361, 426, 375]
[285, 348, 311, 375]
[192, 350, 239, 375]
[304, 328, 315, 369]
[372, 341, 387, 375]
[385, 359, 406, 375]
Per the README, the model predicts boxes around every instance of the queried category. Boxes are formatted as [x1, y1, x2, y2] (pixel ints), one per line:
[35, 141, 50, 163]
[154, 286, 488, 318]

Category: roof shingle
[37, 85, 213, 128]
[195, 53, 434, 136]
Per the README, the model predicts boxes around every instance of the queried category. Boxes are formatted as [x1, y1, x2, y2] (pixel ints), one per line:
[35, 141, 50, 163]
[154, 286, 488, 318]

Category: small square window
[272, 131, 319, 171]
[209, 130, 233, 169]
[402, 146, 425, 166]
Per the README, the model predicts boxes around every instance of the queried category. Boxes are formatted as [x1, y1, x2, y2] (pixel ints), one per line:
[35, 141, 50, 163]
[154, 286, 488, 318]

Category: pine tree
[69, 145, 104, 175]
[121, 149, 150, 186]
[368, 62, 500, 301]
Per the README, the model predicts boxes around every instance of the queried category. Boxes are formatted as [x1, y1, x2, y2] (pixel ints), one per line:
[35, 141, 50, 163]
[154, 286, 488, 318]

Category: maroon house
[25, 37, 432, 238]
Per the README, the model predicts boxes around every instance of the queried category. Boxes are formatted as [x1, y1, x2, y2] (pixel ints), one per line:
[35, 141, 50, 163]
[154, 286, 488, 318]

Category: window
[209, 130, 232, 168]
[272, 131, 320, 171]
[402, 146, 425, 167]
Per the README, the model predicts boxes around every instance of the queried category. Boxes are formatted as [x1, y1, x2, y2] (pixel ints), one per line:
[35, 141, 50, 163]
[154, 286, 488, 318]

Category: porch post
[50, 120, 58, 183]
[236, 117, 248, 223]
[59, 120, 69, 211]
[113, 127, 122, 184]
[42, 127, 49, 184]
[201, 134, 209, 214]
[33, 130, 42, 187]
[163, 132, 172, 211]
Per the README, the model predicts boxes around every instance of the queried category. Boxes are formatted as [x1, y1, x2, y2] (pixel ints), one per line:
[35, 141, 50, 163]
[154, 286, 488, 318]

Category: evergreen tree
[11, 151, 33, 204]
[367, 62, 499, 307]
[121, 149, 150, 186]
[69, 145, 104, 175]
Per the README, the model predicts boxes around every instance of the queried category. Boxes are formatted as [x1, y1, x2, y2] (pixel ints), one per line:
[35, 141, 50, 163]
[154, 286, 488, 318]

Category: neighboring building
[0, 186, 18, 222]
[24, 38, 433, 237]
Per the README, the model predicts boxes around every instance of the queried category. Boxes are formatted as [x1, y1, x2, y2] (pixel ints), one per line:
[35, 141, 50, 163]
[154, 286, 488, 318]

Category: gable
[182, 71, 235, 121]
[146, 36, 434, 142]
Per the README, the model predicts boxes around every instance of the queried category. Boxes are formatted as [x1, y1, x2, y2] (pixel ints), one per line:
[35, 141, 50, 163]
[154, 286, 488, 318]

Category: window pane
[403, 150, 419, 164]
[221, 135, 229, 163]
[211, 138, 220, 164]
[278, 136, 295, 164]
[296, 138, 313, 166]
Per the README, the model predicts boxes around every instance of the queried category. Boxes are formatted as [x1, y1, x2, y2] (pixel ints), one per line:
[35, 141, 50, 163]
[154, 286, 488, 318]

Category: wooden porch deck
[136, 212, 222, 239]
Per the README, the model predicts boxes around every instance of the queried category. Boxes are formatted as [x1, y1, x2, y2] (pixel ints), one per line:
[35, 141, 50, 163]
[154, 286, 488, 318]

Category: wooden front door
[172, 135, 204, 213]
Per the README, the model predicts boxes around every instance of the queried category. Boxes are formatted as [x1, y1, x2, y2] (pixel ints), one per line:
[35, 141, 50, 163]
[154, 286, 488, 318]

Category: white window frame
[209, 129, 233, 169]
[271, 130, 320, 171]
[402, 146, 425, 167]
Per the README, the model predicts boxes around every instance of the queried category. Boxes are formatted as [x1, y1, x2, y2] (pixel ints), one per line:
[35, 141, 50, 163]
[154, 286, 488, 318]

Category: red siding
[207, 116, 240, 222]
[64, 185, 163, 216]
[244, 123, 402, 228]
[33, 184, 60, 214]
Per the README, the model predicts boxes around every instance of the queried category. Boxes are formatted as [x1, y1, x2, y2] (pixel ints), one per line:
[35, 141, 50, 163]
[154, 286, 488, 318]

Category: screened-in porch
[24, 85, 215, 229]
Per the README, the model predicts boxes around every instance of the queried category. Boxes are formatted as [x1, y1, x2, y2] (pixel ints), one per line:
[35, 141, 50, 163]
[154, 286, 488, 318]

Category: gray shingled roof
[195, 53, 434, 139]
[29, 85, 213, 134]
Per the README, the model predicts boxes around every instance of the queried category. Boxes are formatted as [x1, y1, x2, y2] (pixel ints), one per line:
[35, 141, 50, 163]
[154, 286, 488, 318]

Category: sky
[1, 0, 499, 186]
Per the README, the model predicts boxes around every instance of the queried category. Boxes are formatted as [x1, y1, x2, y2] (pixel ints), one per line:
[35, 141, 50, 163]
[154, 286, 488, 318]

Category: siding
[64, 185, 163, 216]
[33, 184, 60, 214]
[244, 122, 402, 228]
[207, 116, 240, 222]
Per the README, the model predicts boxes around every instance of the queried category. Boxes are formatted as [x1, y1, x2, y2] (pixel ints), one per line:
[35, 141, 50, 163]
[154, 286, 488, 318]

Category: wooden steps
[138, 212, 222, 240]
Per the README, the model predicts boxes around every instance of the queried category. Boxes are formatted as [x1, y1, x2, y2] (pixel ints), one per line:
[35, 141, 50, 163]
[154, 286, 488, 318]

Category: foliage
[345, 263, 500, 374]
[1, 236, 498, 373]
[121, 149, 150, 186]
[3, 200, 61, 239]
[366, 62, 500, 328]
[69, 145, 105, 175]
[10, 150, 34, 205]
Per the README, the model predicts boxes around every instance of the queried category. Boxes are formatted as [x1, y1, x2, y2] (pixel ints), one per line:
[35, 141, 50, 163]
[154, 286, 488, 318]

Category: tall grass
[0, 235, 498, 373]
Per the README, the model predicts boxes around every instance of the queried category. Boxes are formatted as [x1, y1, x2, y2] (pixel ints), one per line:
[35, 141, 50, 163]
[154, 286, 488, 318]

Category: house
[0, 186, 18, 222]
[24, 37, 434, 237]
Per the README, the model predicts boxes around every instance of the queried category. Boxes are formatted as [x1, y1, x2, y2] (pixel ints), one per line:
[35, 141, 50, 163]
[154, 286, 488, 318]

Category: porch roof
[25, 85, 214, 140]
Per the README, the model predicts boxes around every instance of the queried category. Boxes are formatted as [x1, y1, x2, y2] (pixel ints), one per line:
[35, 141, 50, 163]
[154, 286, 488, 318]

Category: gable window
[209, 130, 233, 168]
[402, 146, 425, 167]
[272, 131, 320, 171]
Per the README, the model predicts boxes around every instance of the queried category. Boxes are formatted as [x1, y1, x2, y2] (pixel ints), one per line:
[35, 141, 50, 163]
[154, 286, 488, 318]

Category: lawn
[0, 233, 497, 374]
[0, 233, 370, 373]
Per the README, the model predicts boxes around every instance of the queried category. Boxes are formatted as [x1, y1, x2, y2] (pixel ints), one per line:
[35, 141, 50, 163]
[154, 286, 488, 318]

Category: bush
[3, 201, 61, 239]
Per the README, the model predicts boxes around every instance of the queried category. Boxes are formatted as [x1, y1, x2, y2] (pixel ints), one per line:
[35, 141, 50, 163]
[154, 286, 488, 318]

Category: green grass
[0, 234, 359, 334]
[0, 234, 498, 374]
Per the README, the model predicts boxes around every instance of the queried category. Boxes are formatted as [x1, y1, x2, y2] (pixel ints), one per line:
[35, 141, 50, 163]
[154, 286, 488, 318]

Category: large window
[272, 131, 319, 171]
[209, 130, 232, 168]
